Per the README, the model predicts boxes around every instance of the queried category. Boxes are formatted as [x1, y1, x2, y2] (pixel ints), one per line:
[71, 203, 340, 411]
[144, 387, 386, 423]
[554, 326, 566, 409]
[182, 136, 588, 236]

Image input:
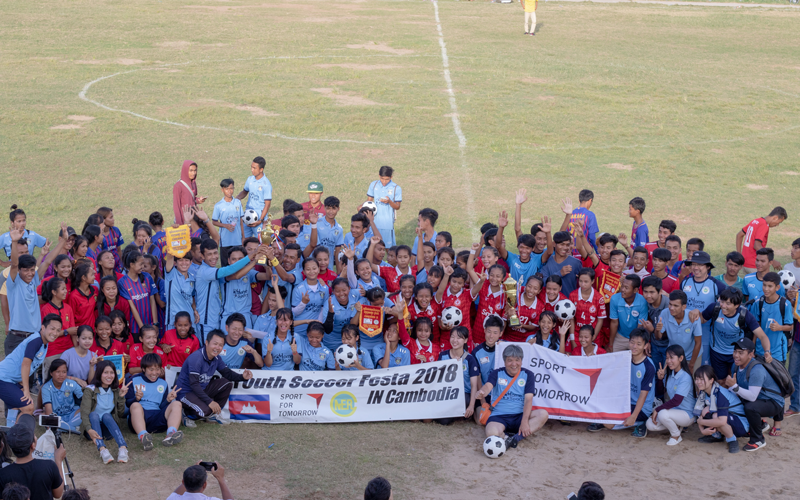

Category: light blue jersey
[212, 198, 244, 248]
[609, 294, 649, 339]
[339, 347, 375, 371]
[440, 351, 480, 394]
[631, 357, 655, 417]
[506, 251, 542, 285]
[297, 338, 335, 371]
[6, 272, 41, 333]
[243, 174, 273, 213]
[0, 230, 47, 258]
[367, 180, 402, 228]
[324, 295, 359, 351]
[165, 267, 194, 329]
[219, 338, 252, 369]
[682, 276, 726, 363]
[487, 368, 535, 416]
[371, 344, 410, 367]
[193, 263, 223, 330]
[664, 369, 696, 417]
[292, 281, 329, 340]
[262, 332, 295, 371]
[753, 297, 793, 361]
[0, 334, 46, 383]
[343, 233, 370, 259]
[252, 313, 277, 338]
[129, 374, 168, 411]
[702, 305, 760, 356]
[41, 379, 83, 418]
[743, 273, 785, 302]
[411, 231, 437, 257]
[316, 219, 344, 271]
[659, 309, 702, 360]
[221, 269, 258, 329]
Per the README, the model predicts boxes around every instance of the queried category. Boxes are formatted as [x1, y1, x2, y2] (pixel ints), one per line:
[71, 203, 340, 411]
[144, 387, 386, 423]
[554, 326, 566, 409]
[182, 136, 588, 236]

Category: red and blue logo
[228, 395, 270, 421]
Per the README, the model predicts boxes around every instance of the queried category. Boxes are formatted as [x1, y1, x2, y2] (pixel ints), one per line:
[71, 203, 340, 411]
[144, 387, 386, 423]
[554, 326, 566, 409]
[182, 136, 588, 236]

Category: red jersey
[582, 256, 610, 274]
[36, 275, 71, 296]
[542, 292, 567, 315]
[41, 302, 76, 356]
[741, 218, 769, 268]
[113, 335, 135, 354]
[569, 288, 607, 329]
[438, 287, 473, 351]
[129, 344, 165, 369]
[161, 328, 201, 368]
[408, 300, 441, 346]
[472, 282, 506, 345]
[644, 242, 682, 273]
[301, 202, 326, 225]
[90, 339, 126, 357]
[67, 287, 98, 327]
[506, 295, 544, 342]
[379, 266, 415, 294]
[654, 273, 679, 295]
[250, 264, 268, 316]
[398, 319, 440, 364]
[98, 300, 131, 325]
[570, 344, 607, 356]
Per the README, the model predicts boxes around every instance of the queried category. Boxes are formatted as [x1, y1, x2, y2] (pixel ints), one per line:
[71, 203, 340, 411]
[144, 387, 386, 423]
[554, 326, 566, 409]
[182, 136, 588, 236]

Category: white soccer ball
[779, 270, 796, 289]
[335, 344, 358, 367]
[362, 201, 378, 213]
[242, 209, 260, 225]
[441, 306, 463, 328]
[554, 299, 576, 320]
[483, 436, 506, 459]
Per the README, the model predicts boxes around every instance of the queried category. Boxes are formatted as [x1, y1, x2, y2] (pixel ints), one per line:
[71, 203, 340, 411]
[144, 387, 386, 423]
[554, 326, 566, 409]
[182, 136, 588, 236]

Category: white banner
[493, 342, 631, 424]
[166, 360, 464, 423]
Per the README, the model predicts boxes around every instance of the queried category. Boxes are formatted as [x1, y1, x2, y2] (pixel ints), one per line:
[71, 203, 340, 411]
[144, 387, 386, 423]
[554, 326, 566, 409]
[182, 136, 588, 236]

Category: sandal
[769, 427, 782, 437]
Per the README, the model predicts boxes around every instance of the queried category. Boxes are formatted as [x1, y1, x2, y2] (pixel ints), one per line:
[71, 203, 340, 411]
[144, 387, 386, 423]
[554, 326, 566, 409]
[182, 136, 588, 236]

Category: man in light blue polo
[237, 156, 272, 239]
[367, 166, 402, 247]
[608, 274, 649, 352]
[657, 290, 702, 363]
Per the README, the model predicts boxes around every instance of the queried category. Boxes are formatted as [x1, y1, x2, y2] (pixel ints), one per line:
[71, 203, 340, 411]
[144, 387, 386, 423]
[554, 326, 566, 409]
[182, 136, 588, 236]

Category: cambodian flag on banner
[228, 395, 271, 421]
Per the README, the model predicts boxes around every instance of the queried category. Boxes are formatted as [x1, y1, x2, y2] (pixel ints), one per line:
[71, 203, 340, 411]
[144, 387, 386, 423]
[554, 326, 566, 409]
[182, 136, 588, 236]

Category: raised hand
[167, 387, 181, 403]
[267, 341, 274, 354]
[560, 198, 573, 215]
[182, 205, 193, 225]
[291, 337, 298, 354]
[195, 206, 210, 223]
[301, 291, 310, 304]
[119, 380, 133, 397]
[343, 244, 356, 260]
[242, 369, 253, 380]
[358, 285, 366, 297]
[161, 344, 174, 354]
[541, 215, 552, 233]
[617, 233, 628, 246]
[329, 296, 335, 313]
[498, 210, 509, 229]
[655, 318, 663, 333]
[135, 386, 144, 401]
[9, 228, 24, 243]
[515, 188, 527, 205]
[472, 242, 480, 253]
[444, 265, 454, 277]
[656, 362, 666, 380]
[271, 273, 279, 289]
[309, 211, 319, 224]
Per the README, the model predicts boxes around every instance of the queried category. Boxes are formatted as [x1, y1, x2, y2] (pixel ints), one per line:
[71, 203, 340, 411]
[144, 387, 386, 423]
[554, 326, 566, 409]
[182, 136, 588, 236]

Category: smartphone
[199, 461, 218, 471]
[39, 415, 62, 428]
[567, 494, 578, 500]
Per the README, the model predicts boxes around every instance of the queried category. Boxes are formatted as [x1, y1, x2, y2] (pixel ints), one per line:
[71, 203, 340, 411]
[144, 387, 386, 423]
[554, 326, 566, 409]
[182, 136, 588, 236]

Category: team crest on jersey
[499, 377, 509, 386]
[631, 311, 639, 318]
[185, 347, 191, 353]
[683, 285, 691, 292]
[319, 353, 327, 360]
[685, 327, 692, 333]
[64, 391, 71, 398]
[455, 299, 461, 306]
[237, 348, 246, 356]
[517, 379, 525, 387]
[394, 357, 401, 364]
[636, 370, 642, 378]
[157, 385, 166, 393]
[589, 306, 596, 313]
[702, 287, 710, 294]
[480, 356, 490, 365]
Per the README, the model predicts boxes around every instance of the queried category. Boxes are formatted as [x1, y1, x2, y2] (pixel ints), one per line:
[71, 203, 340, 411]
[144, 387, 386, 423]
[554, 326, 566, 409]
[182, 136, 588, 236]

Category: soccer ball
[779, 270, 796, 289]
[242, 209, 260, 225]
[335, 344, 358, 367]
[554, 299, 576, 320]
[441, 306, 463, 328]
[483, 436, 506, 459]
[362, 201, 378, 213]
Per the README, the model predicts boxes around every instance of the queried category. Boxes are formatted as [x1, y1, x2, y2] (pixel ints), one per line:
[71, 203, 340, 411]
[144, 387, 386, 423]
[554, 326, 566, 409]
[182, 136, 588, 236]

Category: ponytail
[41, 278, 65, 304]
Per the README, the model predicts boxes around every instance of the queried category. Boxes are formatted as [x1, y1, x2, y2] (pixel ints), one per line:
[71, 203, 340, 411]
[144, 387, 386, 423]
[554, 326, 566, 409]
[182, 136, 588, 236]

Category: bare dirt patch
[537, 96, 556, 101]
[184, 5, 248, 12]
[50, 124, 82, 130]
[346, 41, 414, 55]
[74, 59, 144, 65]
[311, 88, 389, 106]
[78, 466, 288, 500]
[234, 105, 279, 117]
[746, 184, 768, 190]
[67, 115, 95, 122]
[316, 63, 405, 70]
[604, 163, 634, 171]
[782, 171, 800, 176]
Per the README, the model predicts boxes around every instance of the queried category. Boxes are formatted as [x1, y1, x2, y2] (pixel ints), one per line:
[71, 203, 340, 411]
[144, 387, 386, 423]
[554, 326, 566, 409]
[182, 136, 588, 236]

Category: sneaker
[587, 423, 606, 432]
[100, 448, 114, 464]
[504, 433, 524, 449]
[117, 448, 129, 463]
[631, 423, 648, 438]
[666, 436, 682, 446]
[205, 415, 229, 426]
[653, 398, 664, 408]
[728, 440, 740, 454]
[698, 434, 724, 444]
[183, 416, 197, 428]
[784, 409, 800, 418]
[162, 430, 184, 447]
[140, 433, 153, 451]
[743, 441, 766, 452]
[761, 420, 770, 433]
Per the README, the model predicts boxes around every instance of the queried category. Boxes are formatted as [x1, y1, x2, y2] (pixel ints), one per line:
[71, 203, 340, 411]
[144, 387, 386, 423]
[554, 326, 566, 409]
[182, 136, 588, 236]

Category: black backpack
[709, 305, 753, 346]
[743, 357, 795, 398]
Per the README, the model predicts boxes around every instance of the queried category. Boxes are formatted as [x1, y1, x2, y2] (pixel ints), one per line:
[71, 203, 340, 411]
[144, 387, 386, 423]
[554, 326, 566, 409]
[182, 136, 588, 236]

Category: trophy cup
[258, 214, 277, 264]
[503, 275, 520, 326]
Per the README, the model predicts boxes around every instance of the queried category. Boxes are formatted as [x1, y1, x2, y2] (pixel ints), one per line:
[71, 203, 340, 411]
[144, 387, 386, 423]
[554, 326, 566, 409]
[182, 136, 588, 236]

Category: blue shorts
[728, 414, 749, 438]
[0, 380, 27, 410]
[710, 349, 734, 381]
[128, 408, 168, 434]
[486, 413, 524, 434]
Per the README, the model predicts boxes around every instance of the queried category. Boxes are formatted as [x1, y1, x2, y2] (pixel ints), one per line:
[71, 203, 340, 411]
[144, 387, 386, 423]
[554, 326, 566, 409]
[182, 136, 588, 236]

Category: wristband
[311, 224, 317, 229]
[470, 250, 476, 255]
[271, 258, 280, 267]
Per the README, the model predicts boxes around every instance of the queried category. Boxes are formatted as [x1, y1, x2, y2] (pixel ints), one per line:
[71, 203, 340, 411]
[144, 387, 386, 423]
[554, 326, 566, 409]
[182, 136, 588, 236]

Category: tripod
[52, 428, 75, 491]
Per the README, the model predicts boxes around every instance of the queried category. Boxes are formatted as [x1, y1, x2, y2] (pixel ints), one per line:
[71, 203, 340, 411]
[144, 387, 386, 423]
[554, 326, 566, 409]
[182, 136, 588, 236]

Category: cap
[685, 251, 714, 269]
[732, 337, 756, 352]
[307, 182, 323, 193]
[59, 226, 77, 238]
[7, 414, 36, 456]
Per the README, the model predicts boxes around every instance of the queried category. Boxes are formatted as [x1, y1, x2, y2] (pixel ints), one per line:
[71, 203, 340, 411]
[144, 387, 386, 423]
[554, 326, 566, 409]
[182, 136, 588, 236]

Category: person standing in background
[367, 166, 402, 247]
[172, 161, 207, 225]
[236, 156, 272, 239]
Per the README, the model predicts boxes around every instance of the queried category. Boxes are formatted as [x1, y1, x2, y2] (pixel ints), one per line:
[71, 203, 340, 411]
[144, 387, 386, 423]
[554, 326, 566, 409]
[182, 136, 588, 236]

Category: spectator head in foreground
[364, 476, 392, 500]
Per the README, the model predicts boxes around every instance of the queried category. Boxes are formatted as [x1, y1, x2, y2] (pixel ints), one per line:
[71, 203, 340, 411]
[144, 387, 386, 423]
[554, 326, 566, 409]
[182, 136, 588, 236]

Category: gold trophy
[258, 214, 277, 264]
[503, 275, 520, 326]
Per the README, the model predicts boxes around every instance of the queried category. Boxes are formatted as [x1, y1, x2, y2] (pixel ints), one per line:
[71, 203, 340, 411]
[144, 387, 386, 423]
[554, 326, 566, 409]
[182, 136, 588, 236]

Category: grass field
[2, 0, 800, 498]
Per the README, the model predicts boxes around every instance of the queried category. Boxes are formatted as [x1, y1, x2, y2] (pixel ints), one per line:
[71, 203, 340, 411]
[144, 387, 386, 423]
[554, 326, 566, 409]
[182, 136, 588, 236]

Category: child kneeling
[127, 353, 185, 451]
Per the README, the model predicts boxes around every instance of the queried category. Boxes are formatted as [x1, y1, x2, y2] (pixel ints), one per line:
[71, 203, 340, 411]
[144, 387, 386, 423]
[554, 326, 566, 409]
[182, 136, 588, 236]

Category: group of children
[0, 159, 795, 462]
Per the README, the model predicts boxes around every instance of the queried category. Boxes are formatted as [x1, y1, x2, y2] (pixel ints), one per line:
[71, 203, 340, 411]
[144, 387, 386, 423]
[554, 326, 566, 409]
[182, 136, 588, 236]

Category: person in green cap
[302, 182, 326, 225]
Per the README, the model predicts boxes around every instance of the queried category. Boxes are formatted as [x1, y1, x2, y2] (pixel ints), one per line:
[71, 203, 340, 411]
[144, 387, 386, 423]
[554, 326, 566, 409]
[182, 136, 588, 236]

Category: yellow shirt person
[522, 0, 538, 35]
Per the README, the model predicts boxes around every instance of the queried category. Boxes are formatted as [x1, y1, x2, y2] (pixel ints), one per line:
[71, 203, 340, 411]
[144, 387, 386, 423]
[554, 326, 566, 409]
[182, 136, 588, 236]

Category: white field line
[432, 0, 477, 239]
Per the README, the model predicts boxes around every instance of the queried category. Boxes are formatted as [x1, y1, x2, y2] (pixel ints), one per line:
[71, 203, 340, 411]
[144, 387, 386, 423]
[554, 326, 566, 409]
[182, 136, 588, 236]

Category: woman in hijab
[172, 160, 207, 224]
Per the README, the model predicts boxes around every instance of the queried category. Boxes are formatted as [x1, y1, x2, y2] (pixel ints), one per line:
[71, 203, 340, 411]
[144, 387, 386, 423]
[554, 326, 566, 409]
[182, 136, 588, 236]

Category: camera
[199, 461, 218, 471]
[39, 415, 62, 428]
